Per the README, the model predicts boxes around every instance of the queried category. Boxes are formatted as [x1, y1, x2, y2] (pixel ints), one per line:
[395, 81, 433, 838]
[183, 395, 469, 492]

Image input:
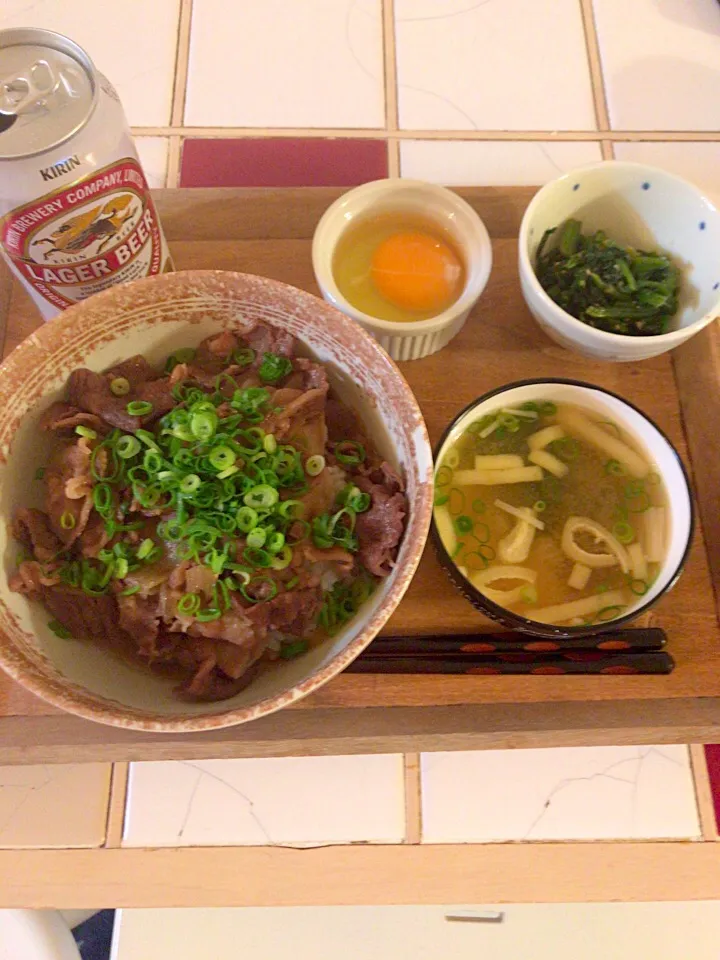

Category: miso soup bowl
[0, 270, 433, 731]
[432, 379, 694, 639]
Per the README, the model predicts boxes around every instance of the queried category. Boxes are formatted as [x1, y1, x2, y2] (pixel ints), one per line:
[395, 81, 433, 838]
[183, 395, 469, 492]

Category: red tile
[180, 138, 388, 188]
[704, 745, 720, 829]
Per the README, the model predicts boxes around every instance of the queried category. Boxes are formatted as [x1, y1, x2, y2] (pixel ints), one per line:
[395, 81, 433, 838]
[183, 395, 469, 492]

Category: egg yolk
[370, 231, 463, 313]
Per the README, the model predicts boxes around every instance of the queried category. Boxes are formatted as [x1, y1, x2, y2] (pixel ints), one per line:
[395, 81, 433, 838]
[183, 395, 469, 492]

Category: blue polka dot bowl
[518, 161, 720, 362]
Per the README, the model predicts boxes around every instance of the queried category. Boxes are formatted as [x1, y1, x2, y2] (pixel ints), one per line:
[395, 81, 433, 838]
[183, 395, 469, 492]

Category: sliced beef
[68, 369, 141, 432]
[9, 560, 60, 594]
[45, 438, 94, 546]
[106, 355, 159, 388]
[325, 398, 364, 442]
[117, 593, 160, 656]
[77, 512, 111, 558]
[178, 651, 261, 702]
[192, 331, 238, 372]
[302, 543, 355, 574]
[355, 467, 408, 577]
[40, 587, 129, 645]
[243, 322, 295, 360]
[134, 377, 176, 420]
[298, 463, 346, 518]
[12, 508, 63, 562]
[284, 357, 328, 392]
[245, 586, 321, 637]
[187, 607, 259, 649]
[39, 402, 106, 436]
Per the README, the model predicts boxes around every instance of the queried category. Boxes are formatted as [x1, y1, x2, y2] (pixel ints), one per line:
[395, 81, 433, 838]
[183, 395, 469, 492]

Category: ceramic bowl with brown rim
[0, 270, 433, 731]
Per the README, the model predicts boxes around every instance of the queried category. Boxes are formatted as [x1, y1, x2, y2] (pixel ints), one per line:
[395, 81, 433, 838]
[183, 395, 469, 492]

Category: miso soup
[434, 400, 668, 627]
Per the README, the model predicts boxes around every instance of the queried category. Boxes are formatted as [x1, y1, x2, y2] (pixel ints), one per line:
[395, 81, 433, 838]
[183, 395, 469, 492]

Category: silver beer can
[0, 28, 173, 320]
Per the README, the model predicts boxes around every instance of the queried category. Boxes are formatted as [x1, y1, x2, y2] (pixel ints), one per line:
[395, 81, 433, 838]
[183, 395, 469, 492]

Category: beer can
[0, 28, 173, 320]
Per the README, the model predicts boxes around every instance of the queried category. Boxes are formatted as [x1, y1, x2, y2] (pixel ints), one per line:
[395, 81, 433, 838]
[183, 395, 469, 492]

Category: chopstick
[348, 629, 674, 675]
[348, 652, 674, 675]
[368, 628, 667, 656]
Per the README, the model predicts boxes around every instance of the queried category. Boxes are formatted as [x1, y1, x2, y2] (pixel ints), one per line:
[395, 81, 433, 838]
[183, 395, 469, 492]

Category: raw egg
[331, 212, 466, 323]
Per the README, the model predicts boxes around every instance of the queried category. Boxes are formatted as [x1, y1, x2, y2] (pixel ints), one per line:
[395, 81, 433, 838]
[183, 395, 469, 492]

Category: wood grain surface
[0, 186, 718, 761]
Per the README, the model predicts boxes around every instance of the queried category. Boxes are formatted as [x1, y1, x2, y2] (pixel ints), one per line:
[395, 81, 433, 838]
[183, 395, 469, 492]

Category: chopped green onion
[539, 401, 557, 416]
[280, 639, 308, 659]
[126, 400, 153, 416]
[60, 511, 76, 530]
[604, 459, 625, 476]
[263, 434, 277, 454]
[277, 500, 304, 520]
[135, 429, 160, 452]
[190, 410, 217, 441]
[266, 531, 285, 554]
[454, 515, 473, 535]
[110, 377, 131, 396]
[35, 467, 45, 480]
[243, 546, 272, 568]
[435, 465, 453, 486]
[236, 506, 259, 532]
[596, 605, 626, 622]
[196, 607, 222, 622]
[48, 619, 71, 639]
[75, 425, 97, 439]
[434, 493, 449, 507]
[216, 465, 239, 479]
[116, 435, 141, 459]
[244, 484, 279, 509]
[335, 440, 366, 466]
[258, 353, 293, 383]
[612, 521, 635, 544]
[246, 526, 267, 549]
[519, 585, 538, 604]
[180, 474, 201, 494]
[471, 499, 485, 514]
[629, 578, 649, 596]
[240, 576, 278, 604]
[137, 538, 155, 560]
[533, 500, 547, 513]
[114, 558, 129, 579]
[306, 455, 325, 477]
[178, 592, 201, 615]
[92, 483, 113, 515]
[120, 584, 141, 596]
[270, 546, 293, 570]
[233, 347, 256, 367]
[209, 445, 236, 471]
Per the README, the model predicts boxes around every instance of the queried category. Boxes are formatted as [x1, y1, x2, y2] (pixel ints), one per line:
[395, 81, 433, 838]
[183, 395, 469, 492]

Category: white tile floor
[0, 0, 181, 127]
[0, 763, 110, 848]
[593, 0, 720, 130]
[184, 0, 385, 128]
[122, 755, 406, 847]
[399, 140, 603, 185]
[420, 746, 701, 842]
[394, 0, 596, 130]
[111, 903, 720, 960]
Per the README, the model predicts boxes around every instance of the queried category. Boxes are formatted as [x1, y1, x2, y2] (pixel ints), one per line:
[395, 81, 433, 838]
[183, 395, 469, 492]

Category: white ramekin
[519, 161, 720, 362]
[312, 179, 492, 361]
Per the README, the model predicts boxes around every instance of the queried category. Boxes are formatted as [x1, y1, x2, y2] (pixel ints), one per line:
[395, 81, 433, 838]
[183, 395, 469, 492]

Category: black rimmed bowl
[431, 379, 695, 639]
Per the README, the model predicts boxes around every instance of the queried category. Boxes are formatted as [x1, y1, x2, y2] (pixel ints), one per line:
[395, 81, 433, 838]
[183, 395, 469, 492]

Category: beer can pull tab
[0, 57, 80, 116]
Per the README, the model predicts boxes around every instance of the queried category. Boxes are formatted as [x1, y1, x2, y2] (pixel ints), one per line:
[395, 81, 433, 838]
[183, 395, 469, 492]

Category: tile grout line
[381, 0, 400, 176]
[104, 762, 129, 848]
[166, 0, 194, 187]
[403, 753, 422, 843]
[689, 745, 718, 842]
[579, 0, 613, 160]
[130, 126, 720, 143]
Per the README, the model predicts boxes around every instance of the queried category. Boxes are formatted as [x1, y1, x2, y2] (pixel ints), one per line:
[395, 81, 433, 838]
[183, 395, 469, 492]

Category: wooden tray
[1, 185, 719, 763]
